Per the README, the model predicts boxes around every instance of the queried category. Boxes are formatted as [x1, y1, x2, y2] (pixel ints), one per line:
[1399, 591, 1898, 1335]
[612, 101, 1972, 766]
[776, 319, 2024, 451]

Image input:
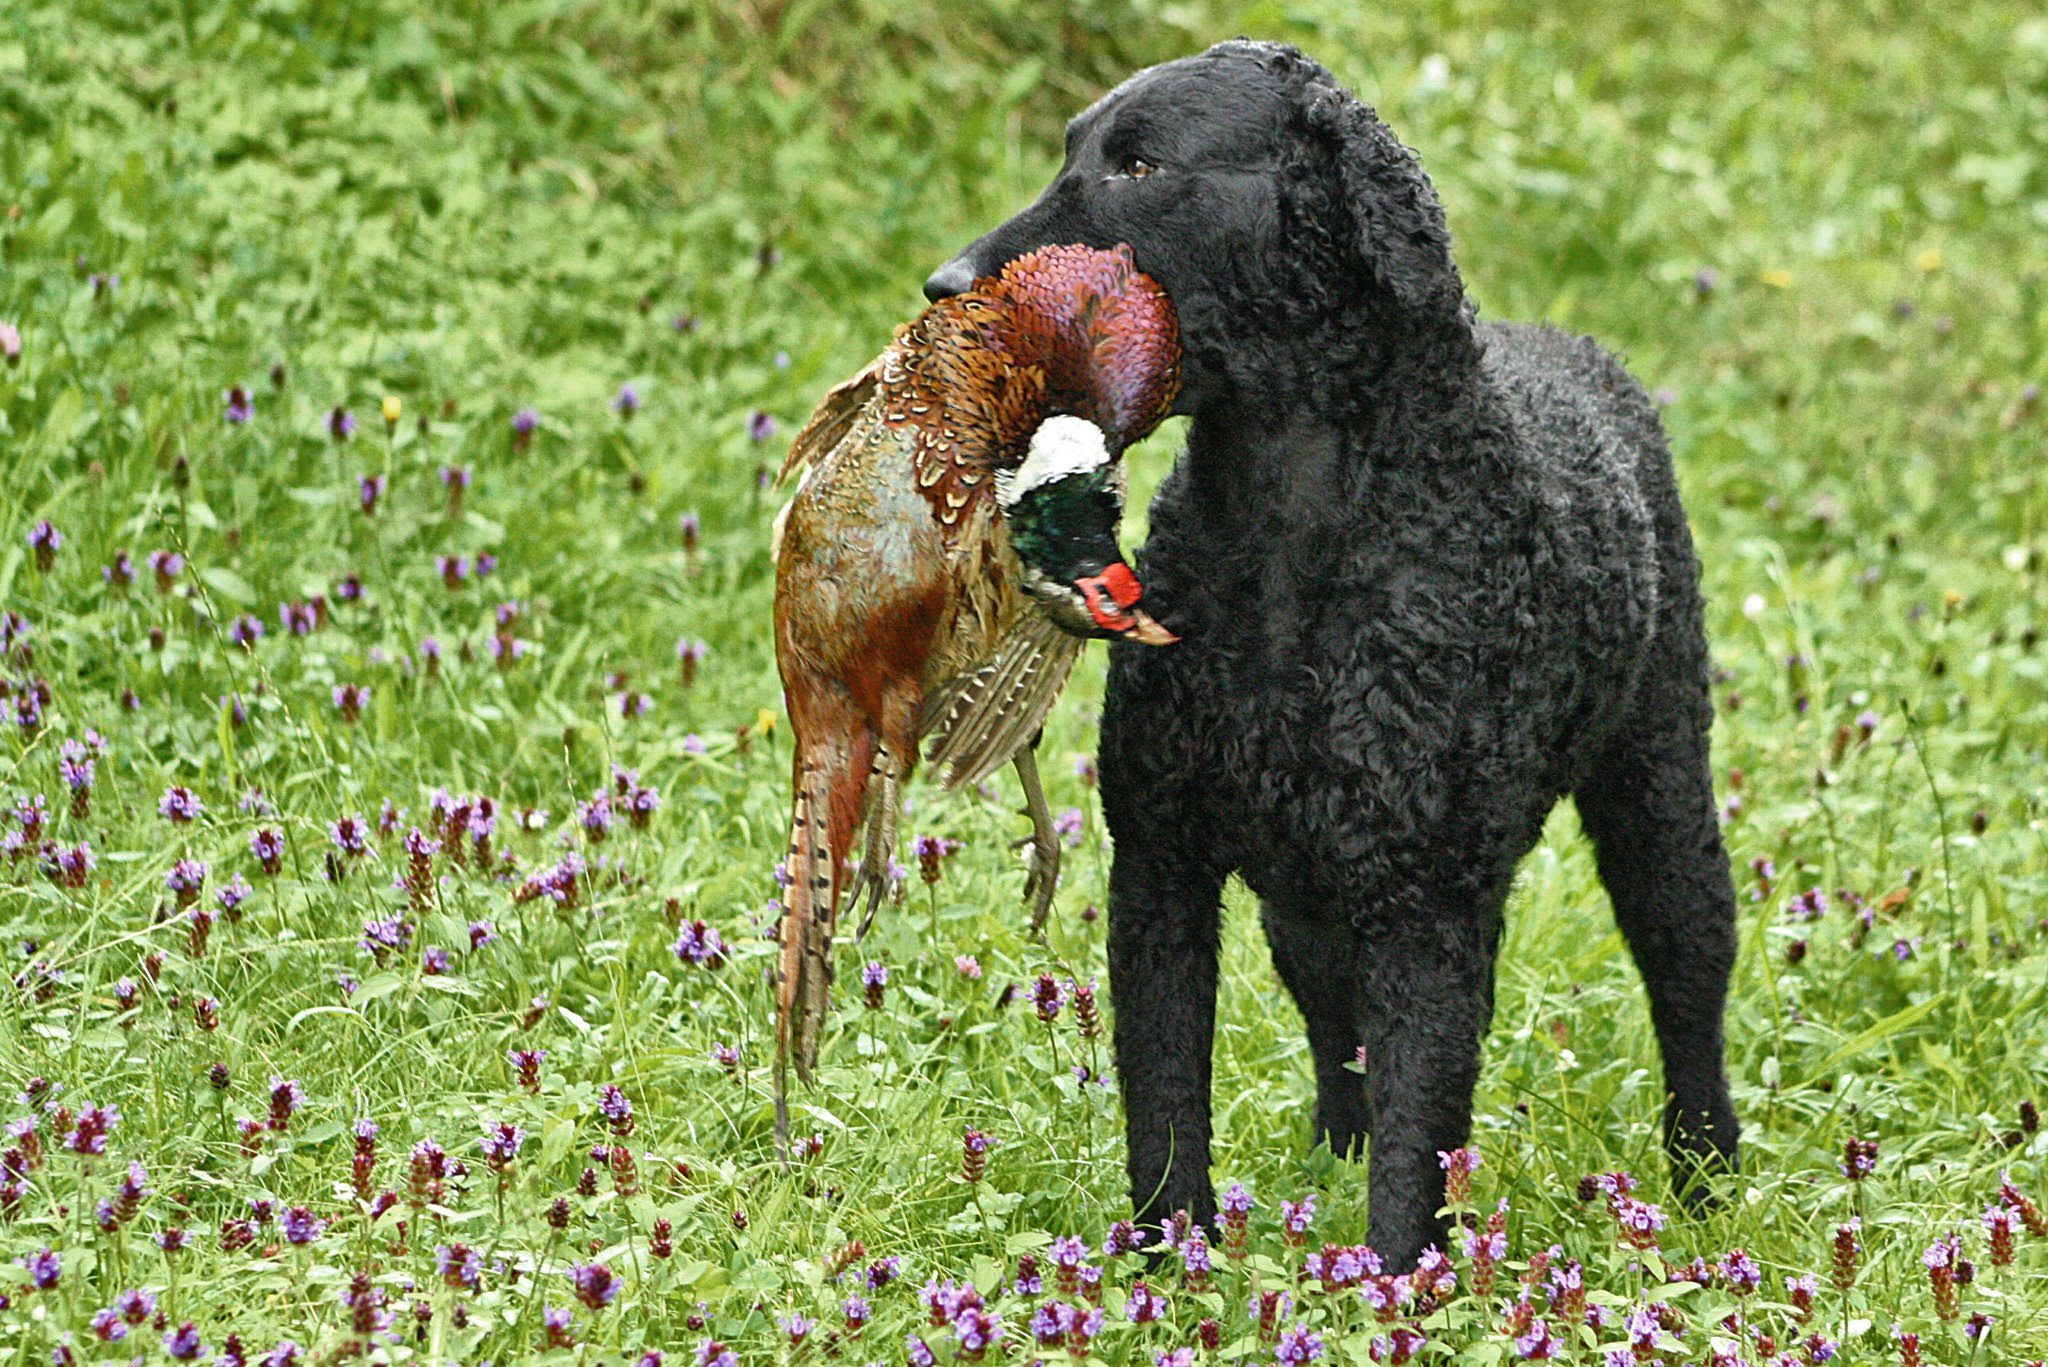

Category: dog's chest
[1121, 476, 1653, 879]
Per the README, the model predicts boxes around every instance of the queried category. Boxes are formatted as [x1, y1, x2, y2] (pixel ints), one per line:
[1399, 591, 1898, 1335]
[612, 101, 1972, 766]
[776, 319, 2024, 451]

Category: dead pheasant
[771, 243, 1181, 1123]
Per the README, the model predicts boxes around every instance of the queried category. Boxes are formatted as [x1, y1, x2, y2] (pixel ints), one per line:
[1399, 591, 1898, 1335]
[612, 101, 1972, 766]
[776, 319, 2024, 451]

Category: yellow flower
[381, 395, 402, 424]
[754, 706, 778, 735]
[1759, 268, 1793, 290]
[1914, 249, 1943, 273]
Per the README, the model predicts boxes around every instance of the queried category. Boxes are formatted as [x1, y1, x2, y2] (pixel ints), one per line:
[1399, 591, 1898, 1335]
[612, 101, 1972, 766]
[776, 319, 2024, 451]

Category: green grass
[3, 0, 2048, 1361]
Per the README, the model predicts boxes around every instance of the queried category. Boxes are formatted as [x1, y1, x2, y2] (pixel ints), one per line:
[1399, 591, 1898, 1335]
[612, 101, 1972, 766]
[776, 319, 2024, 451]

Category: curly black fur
[926, 39, 1739, 1267]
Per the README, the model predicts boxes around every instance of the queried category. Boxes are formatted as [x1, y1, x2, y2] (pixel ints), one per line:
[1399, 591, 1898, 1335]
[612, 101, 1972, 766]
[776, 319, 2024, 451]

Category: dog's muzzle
[923, 257, 979, 302]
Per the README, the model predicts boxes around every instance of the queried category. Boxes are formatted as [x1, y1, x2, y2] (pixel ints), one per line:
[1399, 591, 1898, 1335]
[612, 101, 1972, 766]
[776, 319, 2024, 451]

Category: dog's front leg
[1107, 836, 1227, 1239]
[1358, 911, 1499, 1270]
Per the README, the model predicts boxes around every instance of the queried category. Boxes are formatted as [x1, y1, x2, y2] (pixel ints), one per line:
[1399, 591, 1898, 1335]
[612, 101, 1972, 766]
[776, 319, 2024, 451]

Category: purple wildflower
[507, 1048, 548, 1093]
[280, 1205, 326, 1245]
[359, 917, 413, 962]
[332, 682, 369, 721]
[329, 813, 370, 857]
[1719, 1247, 1761, 1294]
[268, 1075, 304, 1130]
[28, 520, 62, 572]
[230, 613, 265, 648]
[569, 1262, 619, 1310]
[599, 1085, 634, 1137]
[165, 858, 208, 906]
[66, 1104, 120, 1156]
[148, 549, 184, 592]
[673, 920, 728, 968]
[1612, 1196, 1666, 1249]
[1276, 1325, 1325, 1367]
[251, 827, 285, 875]
[479, 1121, 526, 1173]
[438, 1243, 483, 1291]
[1032, 973, 1066, 1023]
[1514, 1320, 1560, 1360]
[43, 840, 95, 887]
[164, 1321, 205, 1360]
[159, 785, 204, 823]
[22, 1246, 59, 1290]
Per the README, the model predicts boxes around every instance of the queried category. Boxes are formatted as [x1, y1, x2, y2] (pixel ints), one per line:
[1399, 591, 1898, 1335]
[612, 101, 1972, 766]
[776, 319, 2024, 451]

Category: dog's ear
[1294, 80, 1466, 323]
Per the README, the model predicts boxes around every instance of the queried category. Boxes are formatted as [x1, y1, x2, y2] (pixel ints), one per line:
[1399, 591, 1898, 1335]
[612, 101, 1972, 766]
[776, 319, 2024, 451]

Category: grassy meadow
[4, 0, 2048, 1361]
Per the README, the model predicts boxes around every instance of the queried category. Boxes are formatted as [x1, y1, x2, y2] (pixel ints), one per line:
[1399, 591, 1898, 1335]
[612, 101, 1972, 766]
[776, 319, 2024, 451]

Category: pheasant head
[977, 246, 1179, 641]
[977, 241, 1181, 449]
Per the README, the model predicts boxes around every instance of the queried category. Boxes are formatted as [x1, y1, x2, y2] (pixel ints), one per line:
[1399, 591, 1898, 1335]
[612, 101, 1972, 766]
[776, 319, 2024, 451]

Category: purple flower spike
[164, 1321, 206, 1360]
[280, 1205, 326, 1245]
[159, 785, 204, 823]
[28, 520, 62, 572]
[22, 1246, 60, 1290]
[569, 1262, 619, 1310]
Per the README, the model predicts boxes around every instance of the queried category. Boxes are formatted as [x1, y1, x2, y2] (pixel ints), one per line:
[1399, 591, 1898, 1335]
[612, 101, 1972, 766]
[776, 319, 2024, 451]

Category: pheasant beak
[1120, 607, 1180, 646]
[1074, 564, 1179, 646]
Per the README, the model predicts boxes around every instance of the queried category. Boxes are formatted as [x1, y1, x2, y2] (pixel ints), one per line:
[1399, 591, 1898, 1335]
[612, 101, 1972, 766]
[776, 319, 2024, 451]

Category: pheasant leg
[853, 747, 902, 940]
[1014, 744, 1060, 935]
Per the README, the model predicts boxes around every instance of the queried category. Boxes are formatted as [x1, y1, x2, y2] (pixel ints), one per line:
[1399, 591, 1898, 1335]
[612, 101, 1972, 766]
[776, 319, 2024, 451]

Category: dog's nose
[923, 257, 978, 302]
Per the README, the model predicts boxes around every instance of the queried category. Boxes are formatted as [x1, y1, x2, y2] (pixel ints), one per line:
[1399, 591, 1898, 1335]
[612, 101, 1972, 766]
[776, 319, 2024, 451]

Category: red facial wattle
[1076, 563, 1147, 632]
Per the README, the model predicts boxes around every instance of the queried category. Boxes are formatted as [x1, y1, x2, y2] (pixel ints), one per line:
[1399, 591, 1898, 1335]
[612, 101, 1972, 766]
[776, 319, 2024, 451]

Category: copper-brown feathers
[768, 245, 1180, 1143]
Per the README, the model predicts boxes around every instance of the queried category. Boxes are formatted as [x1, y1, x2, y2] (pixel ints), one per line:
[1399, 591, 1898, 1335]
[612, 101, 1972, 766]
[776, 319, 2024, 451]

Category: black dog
[925, 40, 1739, 1266]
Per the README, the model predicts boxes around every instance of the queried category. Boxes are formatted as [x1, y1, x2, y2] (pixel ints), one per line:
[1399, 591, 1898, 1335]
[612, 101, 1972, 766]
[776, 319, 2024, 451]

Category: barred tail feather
[777, 755, 839, 1102]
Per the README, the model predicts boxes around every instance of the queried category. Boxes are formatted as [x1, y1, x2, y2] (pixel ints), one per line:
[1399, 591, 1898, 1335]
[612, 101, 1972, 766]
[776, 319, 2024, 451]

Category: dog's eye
[1119, 156, 1157, 180]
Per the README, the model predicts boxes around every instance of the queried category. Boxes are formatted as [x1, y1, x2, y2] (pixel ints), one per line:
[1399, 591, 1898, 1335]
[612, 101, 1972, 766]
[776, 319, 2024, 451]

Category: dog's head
[925, 41, 1470, 413]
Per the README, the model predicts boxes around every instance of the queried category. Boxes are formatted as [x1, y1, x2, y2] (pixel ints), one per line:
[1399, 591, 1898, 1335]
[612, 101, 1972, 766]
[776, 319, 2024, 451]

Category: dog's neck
[1180, 316, 1487, 528]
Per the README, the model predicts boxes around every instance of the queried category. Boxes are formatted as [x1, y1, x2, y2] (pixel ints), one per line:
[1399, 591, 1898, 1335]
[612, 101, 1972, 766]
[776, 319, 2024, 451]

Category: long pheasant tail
[774, 753, 838, 1154]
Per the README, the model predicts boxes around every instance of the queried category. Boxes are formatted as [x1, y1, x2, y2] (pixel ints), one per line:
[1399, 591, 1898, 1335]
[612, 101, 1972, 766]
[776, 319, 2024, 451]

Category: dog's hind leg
[1574, 653, 1740, 1206]
[1260, 902, 1370, 1160]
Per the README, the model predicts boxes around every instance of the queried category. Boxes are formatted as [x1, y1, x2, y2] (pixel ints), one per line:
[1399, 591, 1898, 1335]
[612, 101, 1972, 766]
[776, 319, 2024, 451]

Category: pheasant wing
[776, 358, 882, 486]
[920, 611, 1083, 790]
